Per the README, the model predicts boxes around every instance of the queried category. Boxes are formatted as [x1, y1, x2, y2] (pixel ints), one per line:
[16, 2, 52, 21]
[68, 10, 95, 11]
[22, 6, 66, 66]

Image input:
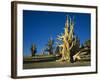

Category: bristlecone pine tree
[57, 16, 81, 63]
[45, 37, 54, 55]
[31, 44, 37, 57]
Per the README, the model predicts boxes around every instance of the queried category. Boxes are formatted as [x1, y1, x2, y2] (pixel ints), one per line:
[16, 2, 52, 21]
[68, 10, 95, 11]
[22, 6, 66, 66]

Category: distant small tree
[31, 44, 37, 57]
[41, 48, 45, 55]
[84, 40, 91, 48]
[83, 40, 91, 54]
[45, 37, 54, 55]
[55, 46, 60, 55]
[81, 44, 84, 49]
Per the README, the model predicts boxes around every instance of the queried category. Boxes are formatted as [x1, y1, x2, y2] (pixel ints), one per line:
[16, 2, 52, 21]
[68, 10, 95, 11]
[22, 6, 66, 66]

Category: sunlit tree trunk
[57, 16, 77, 63]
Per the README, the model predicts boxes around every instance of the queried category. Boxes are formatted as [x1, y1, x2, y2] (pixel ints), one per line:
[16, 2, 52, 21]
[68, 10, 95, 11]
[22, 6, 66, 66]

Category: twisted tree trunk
[57, 16, 76, 63]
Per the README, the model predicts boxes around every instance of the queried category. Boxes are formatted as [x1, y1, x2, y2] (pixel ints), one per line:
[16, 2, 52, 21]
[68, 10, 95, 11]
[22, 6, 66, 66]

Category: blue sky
[23, 10, 91, 56]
